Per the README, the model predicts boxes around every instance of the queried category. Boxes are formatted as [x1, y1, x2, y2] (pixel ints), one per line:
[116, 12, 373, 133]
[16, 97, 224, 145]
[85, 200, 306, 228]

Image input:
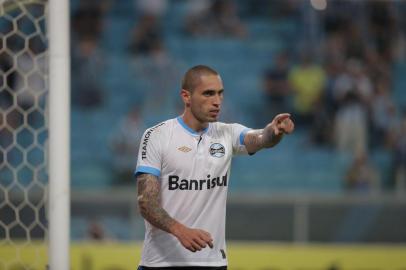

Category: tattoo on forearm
[245, 130, 262, 148]
[244, 129, 267, 153]
[245, 127, 282, 153]
[137, 173, 175, 233]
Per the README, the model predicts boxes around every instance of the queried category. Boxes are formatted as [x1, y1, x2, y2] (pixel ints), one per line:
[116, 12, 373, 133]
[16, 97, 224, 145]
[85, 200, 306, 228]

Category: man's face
[188, 74, 224, 123]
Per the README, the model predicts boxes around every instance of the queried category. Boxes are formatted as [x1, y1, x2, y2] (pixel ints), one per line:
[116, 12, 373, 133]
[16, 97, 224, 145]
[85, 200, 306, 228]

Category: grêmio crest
[209, 143, 225, 157]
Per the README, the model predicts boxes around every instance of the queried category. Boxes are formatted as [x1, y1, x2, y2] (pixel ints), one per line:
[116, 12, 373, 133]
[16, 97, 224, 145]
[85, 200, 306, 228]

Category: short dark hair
[181, 65, 219, 92]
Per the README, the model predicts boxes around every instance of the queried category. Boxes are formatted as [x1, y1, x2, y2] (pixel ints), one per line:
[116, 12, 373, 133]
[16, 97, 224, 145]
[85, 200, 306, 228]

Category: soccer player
[135, 65, 294, 269]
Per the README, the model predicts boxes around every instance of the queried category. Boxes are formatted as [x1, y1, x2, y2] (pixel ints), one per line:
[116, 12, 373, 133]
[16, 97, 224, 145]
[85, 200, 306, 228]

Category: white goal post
[48, 0, 70, 269]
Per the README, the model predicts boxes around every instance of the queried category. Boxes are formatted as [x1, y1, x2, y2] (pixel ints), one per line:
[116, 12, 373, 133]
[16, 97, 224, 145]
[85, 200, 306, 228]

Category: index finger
[274, 113, 291, 123]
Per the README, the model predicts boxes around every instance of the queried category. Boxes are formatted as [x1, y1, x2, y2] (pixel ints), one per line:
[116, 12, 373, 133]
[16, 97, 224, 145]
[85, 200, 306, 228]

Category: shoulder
[210, 121, 244, 135]
[146, 120, 167, 132]
[142, 119, 174, 138]
[210, 121, 229, 132]
[212, 121, 247, 128]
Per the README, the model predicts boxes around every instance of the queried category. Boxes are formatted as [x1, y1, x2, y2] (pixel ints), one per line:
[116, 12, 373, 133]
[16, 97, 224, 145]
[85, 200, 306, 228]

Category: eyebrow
[203, 89, 224, 93]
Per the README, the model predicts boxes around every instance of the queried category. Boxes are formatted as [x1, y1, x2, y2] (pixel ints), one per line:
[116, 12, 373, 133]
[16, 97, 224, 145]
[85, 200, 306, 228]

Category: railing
[65, 189, 406, 243]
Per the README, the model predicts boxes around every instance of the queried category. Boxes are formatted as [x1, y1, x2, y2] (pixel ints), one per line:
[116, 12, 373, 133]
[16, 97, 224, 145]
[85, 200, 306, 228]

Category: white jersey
[135, 116, 250, 267]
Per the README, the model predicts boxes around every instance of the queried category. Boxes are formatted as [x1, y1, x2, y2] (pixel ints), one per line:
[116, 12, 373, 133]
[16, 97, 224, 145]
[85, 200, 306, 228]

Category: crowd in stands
[261, 1, 406, 192]
[65, 0, 406, 193]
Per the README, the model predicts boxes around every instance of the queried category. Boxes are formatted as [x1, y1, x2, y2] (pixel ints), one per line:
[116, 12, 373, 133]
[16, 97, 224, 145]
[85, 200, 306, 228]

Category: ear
[180, 89, 191, 106]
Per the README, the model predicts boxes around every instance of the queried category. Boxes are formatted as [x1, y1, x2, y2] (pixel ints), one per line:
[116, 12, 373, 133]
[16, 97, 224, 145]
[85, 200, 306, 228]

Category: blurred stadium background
[1, 0, 406, 269]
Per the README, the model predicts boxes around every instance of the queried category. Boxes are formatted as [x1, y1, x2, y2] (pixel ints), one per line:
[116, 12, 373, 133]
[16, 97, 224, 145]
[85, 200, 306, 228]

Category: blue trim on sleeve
[134, 166, 161, 177]
[177, 116, 208, 136]
[239, 128, 251, 145]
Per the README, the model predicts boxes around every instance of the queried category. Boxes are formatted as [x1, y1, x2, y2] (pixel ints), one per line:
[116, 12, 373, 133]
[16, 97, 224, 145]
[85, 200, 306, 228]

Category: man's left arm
[244, 113, 294, 154]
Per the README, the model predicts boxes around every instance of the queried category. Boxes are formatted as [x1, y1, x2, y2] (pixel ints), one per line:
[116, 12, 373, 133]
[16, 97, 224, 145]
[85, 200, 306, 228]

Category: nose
[213, 94, 222, 107]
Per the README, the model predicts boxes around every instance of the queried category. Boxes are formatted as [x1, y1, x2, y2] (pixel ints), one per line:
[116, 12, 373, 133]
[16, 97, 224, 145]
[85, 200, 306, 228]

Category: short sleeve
[134, 125, 163, 177]
[230, 123, 251, 155]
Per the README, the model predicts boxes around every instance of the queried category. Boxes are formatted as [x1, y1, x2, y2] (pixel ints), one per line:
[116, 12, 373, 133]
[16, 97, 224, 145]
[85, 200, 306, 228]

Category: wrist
[169, 221, 185, 237]
[263, 128, 284, 147]
[263, 126, 274, 143]
[273, 131, 284, 139]
[264, 127, 281, 145]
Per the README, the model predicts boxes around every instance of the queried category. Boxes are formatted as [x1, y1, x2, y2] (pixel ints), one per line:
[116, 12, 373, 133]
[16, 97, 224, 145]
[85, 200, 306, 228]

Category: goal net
[0, 0, 49, 269]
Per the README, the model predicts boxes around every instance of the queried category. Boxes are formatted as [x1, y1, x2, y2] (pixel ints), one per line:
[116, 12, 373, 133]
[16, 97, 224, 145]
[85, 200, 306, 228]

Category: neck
[181, 110, 208, 133]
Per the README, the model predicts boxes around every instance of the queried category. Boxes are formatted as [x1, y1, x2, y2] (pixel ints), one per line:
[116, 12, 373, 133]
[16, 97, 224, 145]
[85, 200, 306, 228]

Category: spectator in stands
[185, 0, 247, 38]
[309, 55, 344, 146]
[333, 59, 373, 108]
[332, 59, 372, 154]
[370, 77, 399, 149]
[71, 2, 107, 110]
[345, 151, 381, 193]
[323, 56, 345, 116]
[71, 2, 107, 41]
[71, 36, 105, 109]
[262, 52, 291, 120]
[110, 107, 145, 184]
[333, 89, 368, 155]
[129, 14, 164, 56]
[288, 50, 326, 126]
[366, 1, 397, 63]
[309, 96, 333, 146]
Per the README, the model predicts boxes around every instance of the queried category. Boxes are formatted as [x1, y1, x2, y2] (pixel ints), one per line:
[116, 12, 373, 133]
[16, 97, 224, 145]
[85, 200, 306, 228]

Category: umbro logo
[178, 146, 192, 153]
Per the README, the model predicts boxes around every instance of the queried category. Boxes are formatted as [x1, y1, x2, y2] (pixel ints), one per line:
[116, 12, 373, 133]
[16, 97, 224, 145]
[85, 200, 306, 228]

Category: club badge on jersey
[210, 143, 225, 158]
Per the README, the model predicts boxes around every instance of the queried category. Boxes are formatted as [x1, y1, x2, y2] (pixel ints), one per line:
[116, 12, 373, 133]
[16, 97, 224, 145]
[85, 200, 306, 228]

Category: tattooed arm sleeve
[136, 173, 176, 233]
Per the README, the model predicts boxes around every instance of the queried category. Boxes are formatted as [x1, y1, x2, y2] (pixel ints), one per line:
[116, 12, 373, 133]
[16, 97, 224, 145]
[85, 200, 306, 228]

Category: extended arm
[137, 173, 213, 252]
[244, 113, 294, 153]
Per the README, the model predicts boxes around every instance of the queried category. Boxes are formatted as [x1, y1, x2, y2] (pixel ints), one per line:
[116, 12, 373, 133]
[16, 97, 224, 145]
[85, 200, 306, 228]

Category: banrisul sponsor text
[168, 174, 228, 190]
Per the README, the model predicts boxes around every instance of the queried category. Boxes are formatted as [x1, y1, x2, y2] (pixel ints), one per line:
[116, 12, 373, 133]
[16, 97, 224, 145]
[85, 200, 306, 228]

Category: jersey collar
[176, 116, 209, 136]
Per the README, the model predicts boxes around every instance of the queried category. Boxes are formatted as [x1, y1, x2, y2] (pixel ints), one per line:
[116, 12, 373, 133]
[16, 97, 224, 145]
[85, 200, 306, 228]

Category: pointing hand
[270, 113, 294, 136]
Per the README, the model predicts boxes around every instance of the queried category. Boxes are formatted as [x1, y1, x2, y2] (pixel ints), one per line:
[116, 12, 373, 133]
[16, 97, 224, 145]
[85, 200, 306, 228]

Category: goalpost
[0, 0, 70, 269]
[48, 0, 70, 269]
